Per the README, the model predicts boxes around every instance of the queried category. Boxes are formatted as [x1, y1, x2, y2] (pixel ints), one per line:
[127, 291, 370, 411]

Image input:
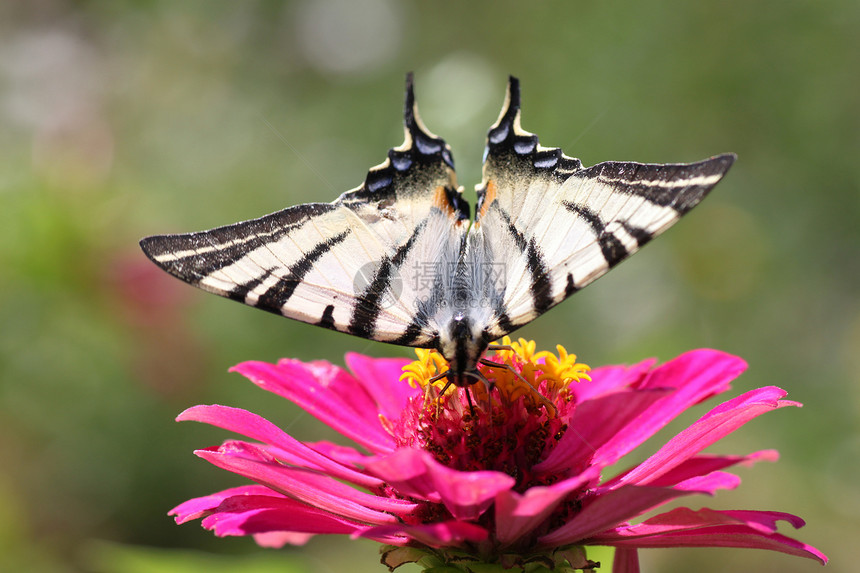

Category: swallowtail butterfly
[140, 75, 734, 387]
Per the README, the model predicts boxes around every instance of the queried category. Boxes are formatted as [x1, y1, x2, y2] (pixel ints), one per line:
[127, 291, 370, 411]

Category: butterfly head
[437, 314, 489, 387]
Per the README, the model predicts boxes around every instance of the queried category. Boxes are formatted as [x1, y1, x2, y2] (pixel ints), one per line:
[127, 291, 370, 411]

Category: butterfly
[140, 75, 735, 389]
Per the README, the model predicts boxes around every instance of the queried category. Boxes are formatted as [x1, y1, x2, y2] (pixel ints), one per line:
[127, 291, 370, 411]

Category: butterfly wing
[469, 77, 735, 339]
[140, 76, 467, 347]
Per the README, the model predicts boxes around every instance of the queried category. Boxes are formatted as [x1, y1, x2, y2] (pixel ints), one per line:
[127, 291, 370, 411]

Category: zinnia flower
[169, 339, 826, 571]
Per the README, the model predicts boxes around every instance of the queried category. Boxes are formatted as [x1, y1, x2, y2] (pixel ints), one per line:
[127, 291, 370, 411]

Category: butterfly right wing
[140, 75, 467, 348]
[467, 77, 735, 340]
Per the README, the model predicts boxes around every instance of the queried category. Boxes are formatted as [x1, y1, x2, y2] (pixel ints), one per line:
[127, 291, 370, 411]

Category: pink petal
[253, 531, 314, 548]
[718, 509, 807, 532]
[231, 359, 395, 453]
[612, 547, 640, 573]
[539, 485, 702, 546]
[364, 448, 515, 520]
[611, 506, 801, 534]
[671, 471, 741, 494]
[195, 441, 414, 524]
[571, 358, 656, 402]
[623, 450, 778, 488]
[589, 507, 827, 565]
[169, 485, 279, 524]
[638, 349, 745, 395]
[356, 520, 489, 548]
[301, 359, 381, 415]
[615, 387, 797, 487]
[588, 349, 747, 469]
[303, 440, 373, 466]
[494, 467, 601, 545]
[201, 494, 361, 538]
[344, 353, 415, 420]
[535, 388, 672, 475]
[178, 405, 380, 488]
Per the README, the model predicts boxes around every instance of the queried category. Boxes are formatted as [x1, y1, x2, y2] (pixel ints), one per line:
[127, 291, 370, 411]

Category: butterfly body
[141, 75, 735, 386]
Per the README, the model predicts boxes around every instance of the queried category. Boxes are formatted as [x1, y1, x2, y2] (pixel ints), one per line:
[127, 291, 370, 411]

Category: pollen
[398, 337, 591, 409]
[399, 348, 457, 396]
[474, 337, 591, 408]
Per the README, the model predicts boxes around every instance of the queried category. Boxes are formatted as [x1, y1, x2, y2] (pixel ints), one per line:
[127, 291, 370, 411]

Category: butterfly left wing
[468, 77, 735, 340]
[140, 75, 468, 348]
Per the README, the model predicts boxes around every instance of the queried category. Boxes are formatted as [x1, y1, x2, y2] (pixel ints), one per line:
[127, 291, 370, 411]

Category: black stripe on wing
[254, 230, 351, 313]
[493, 203, 553, 314]
[228, 274, 266, 303]
[348, 218, 428, 340]
[562, 202, 634, 268]
[576, 154, 736, 214]
[139, 203, 338, 284]
[390, 319, 431, 347]
[318, 304, 337, 330]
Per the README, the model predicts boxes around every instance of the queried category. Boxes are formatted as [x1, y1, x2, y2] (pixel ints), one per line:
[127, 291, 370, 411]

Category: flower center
[390, 338, 590, 491]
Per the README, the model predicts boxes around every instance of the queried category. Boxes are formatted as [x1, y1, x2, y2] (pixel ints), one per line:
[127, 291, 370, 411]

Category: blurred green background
[1, 1, 857, 571]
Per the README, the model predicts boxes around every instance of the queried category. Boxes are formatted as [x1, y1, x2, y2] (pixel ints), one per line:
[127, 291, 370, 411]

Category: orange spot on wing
[433, 186, 456, 219]
[479, 180, 497, 220]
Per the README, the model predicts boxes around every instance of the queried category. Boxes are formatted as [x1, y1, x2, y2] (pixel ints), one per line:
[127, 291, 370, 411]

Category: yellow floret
[399, 338, 590, 411]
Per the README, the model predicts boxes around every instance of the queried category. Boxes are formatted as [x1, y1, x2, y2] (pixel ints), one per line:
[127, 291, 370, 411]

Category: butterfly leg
[466, 368, 495, 410]
[464, 386, 476, 417]
[446, 373, 478, 417]
[478, 359, 557, 416]
[426, 370, 454, 418]
[429, 370, 450, 385]
[428, 370, 484, 417]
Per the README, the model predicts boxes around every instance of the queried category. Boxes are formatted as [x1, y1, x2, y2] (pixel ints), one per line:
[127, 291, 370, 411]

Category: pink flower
[169, 340, 826, 571]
